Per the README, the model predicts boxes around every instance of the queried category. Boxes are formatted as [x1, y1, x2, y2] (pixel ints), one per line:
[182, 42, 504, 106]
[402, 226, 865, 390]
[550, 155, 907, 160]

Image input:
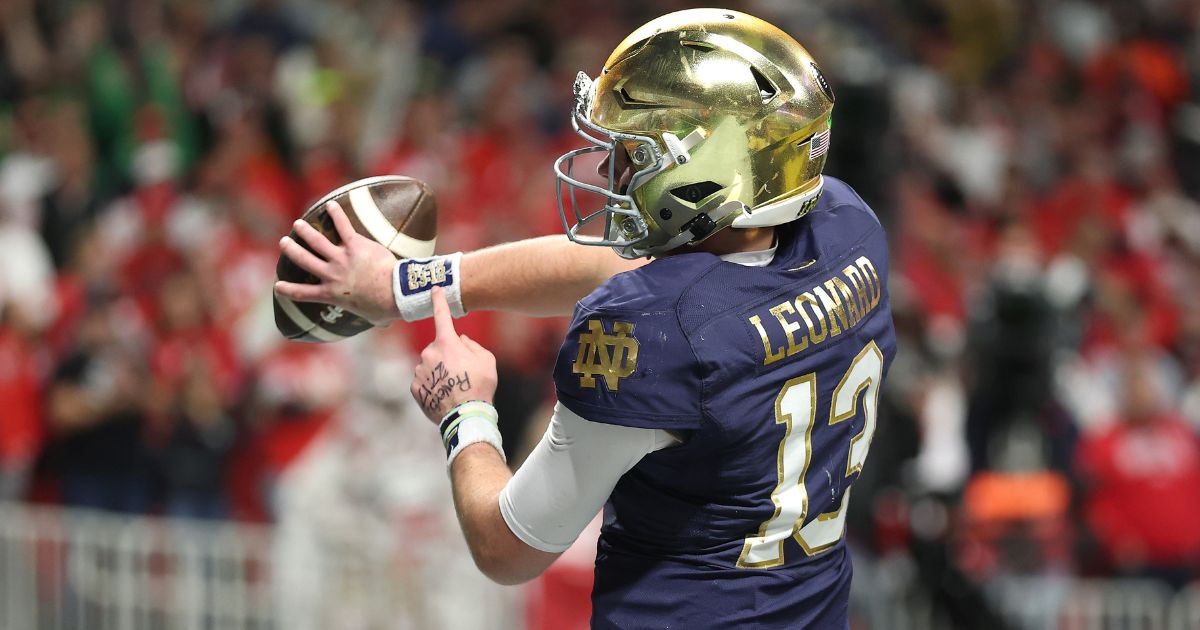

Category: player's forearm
[450, 443, 559, 585]
[460, 235, 646, 317]
[277, 217, 646, 324]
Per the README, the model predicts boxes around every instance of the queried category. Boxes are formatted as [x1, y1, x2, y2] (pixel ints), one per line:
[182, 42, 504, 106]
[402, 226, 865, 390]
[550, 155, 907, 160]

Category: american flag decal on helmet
[809, 129, 831, 160]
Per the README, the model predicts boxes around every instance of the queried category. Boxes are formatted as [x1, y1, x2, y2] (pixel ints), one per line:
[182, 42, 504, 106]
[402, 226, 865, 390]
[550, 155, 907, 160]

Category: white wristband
[392, 252, 466, 322]
[440, 401, 505, 470]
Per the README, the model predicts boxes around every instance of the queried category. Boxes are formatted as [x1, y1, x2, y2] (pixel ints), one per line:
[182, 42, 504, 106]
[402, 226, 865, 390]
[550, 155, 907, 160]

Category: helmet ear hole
[680, 213, 718, 240]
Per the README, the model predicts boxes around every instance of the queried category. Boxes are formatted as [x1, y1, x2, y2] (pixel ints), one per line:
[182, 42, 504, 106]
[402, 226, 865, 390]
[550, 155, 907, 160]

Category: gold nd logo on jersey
[572, 320, 639, 391]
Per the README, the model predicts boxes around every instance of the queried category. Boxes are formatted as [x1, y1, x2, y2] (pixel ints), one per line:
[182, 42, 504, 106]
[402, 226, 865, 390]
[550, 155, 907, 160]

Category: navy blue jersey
[553, 177, 897, 629]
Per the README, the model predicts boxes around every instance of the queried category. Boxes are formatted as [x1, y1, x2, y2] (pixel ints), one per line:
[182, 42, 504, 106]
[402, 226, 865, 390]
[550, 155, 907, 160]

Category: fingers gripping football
[411, 287, 498, 423]
[293, 218, 341, 260]
[279, 226, 331, 278]
[274, 201, 400, 325]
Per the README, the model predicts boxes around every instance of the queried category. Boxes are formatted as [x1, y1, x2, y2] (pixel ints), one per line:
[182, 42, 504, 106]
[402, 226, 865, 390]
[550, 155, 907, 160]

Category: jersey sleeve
[553, 303, 705, 430]
[498, 403, 674, 553]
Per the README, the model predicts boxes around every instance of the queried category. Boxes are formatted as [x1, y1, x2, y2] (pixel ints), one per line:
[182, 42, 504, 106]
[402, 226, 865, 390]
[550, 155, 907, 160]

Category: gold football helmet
[555, 9, 836, 259]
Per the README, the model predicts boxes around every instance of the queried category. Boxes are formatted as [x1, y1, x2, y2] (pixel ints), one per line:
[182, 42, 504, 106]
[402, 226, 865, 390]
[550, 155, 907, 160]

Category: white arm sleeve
[498, 402, 677, 553]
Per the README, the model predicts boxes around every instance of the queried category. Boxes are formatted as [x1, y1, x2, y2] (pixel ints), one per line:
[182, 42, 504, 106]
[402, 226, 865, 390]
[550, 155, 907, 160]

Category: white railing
[1170, 583, 1200, 630]
[0, 502, 521, 630]
[847, 552, 1200, 630]
[3, 502, 1199, 630]
[990, 575, 1176, 630]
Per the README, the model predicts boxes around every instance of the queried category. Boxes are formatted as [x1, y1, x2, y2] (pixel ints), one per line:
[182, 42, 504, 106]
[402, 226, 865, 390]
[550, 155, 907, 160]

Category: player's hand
[410, 287, 497, 423]
[273, 200, 400, 325]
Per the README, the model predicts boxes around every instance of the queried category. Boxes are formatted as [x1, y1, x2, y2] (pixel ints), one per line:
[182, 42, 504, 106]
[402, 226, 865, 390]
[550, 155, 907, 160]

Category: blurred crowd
[0, 0, 1199, 620]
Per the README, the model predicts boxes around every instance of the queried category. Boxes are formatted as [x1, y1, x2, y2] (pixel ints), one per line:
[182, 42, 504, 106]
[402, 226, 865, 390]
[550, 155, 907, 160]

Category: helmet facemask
[555, 72, 668, 258]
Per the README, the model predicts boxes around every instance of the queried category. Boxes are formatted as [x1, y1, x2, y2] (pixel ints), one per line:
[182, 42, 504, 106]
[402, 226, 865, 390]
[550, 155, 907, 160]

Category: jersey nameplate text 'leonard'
[748, 255, 882, 366]
[572, 320, 639, 391]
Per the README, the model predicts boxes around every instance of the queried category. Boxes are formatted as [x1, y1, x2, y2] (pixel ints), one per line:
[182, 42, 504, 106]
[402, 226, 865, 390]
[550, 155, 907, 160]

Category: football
[274, 175, 438, 342]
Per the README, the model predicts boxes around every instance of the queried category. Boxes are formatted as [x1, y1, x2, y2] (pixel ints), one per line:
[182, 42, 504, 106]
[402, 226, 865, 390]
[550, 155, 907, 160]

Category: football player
[275, 9, 896, 628]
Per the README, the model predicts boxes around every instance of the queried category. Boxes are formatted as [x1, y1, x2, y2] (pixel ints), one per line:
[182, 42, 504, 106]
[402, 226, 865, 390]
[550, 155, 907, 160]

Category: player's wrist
[392, 252, 466, 322]
[440, 400, 504, 469]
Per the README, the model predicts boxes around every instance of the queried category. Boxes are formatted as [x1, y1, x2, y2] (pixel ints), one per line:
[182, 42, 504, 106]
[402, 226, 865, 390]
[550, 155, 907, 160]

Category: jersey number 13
[738, 341, 883, 569]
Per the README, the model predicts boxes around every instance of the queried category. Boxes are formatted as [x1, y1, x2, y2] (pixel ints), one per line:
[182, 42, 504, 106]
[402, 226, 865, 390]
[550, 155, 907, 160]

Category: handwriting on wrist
[417, 362, 473, 414]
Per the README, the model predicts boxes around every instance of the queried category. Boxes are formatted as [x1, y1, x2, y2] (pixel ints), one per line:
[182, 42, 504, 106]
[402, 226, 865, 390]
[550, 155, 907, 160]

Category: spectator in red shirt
[0, 323, 42, 500]
[1075, 354, 1200, 585]
[228, 342, 351, 520]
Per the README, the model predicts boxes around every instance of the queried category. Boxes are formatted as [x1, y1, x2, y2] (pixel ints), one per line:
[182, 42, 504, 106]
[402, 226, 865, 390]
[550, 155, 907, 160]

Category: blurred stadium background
[0, 0, 1199, 628]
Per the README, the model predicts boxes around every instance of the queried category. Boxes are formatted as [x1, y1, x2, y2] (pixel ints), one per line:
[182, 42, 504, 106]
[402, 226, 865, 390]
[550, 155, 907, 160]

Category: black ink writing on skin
[417, 362, 472, 414]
